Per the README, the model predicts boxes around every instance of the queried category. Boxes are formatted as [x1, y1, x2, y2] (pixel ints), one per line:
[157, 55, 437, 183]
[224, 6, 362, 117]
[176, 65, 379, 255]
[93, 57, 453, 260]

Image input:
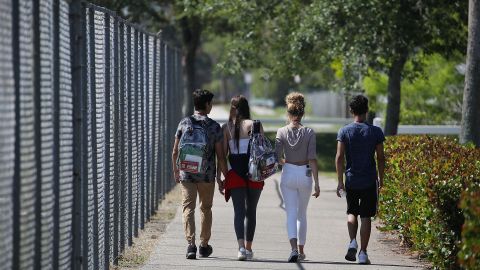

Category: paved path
[141, 175, 424, 270]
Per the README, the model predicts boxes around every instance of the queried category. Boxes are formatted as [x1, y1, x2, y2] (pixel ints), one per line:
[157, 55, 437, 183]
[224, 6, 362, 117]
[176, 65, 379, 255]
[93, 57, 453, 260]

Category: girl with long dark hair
[217, 95, 264, 261]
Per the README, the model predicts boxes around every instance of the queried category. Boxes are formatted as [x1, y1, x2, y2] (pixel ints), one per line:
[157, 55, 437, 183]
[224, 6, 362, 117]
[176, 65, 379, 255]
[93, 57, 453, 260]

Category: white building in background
[306, 91, 347, 118]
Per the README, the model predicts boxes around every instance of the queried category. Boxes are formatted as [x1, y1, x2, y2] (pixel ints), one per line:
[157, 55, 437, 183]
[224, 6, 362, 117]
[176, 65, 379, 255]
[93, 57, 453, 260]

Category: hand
[336, 182, 345, 198]
[312, 184, 320, 198]
[173, 169, 180, 183]
[217, 180, 225, 195]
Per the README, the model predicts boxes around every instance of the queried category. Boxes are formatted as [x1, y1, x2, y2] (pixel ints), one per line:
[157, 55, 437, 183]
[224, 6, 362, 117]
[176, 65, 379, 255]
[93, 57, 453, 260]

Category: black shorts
[346, 184, 378, 218]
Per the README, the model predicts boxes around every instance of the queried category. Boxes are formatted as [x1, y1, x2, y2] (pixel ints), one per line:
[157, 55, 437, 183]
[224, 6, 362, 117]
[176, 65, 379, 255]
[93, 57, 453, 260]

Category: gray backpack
[177, 116, 210, 174]
[248, 120, 279, 181]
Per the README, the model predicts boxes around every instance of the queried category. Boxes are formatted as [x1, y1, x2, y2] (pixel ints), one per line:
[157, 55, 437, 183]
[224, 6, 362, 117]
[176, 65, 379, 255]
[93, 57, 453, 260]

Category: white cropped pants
[280, 163, 312, 245]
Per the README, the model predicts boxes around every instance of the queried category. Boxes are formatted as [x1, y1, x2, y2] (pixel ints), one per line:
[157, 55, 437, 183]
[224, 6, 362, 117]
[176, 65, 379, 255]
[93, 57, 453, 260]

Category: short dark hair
[193, 89, 214, 110]
[349, 95, 369, 115]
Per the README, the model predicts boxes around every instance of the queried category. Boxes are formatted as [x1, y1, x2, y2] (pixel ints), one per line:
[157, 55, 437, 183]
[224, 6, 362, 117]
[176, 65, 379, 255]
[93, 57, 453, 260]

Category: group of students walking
[171, 89, 385, 265]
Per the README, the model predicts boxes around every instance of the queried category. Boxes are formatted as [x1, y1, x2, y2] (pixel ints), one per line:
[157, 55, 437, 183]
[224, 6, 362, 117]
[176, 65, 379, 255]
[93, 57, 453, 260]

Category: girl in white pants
[276, 92, 320, 262]
[281, 164, 312, 247]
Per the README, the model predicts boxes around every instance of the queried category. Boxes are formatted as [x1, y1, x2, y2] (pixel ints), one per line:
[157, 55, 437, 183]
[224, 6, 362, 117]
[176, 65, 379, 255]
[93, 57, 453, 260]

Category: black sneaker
[186, 244, 197, 259]
[199, 244, 213, 258]
[345, 239, 358, 262]
[345, 247, 357, 261]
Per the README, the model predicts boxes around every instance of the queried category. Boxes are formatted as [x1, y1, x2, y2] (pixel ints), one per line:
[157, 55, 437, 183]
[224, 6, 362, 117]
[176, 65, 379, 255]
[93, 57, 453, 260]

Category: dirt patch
[375, 222, 431, 269]
[110, 185, 182, 270]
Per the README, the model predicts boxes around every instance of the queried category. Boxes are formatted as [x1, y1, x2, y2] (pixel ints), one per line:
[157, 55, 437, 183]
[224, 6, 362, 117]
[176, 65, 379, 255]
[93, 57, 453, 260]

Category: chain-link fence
[0, 0, 184, 269]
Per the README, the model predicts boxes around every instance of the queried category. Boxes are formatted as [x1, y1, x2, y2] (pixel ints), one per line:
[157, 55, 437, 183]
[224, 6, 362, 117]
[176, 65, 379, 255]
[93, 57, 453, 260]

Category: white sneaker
[345, 239, 358, 261]
[358, 250, 371, 265]
[238, 247, 247, 261]
[245, 249, 254, 260]
[298, 253, 306, 261]
[288, 249, 299, 262]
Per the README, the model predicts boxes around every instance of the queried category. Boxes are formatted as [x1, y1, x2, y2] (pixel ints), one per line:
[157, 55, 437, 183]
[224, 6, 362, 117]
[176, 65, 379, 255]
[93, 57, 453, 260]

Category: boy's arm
[335, 141, 345, 197]
[215, 141, 228, 194]
[215, 141, 228, 177]
[375, 143, 385, 189]
[172, 138, 180, 183]
[217, 125, 228, 181]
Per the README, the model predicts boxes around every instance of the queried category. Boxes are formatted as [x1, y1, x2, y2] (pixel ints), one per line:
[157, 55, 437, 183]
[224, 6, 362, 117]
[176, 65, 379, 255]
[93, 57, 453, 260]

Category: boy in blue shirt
[335, 95, 385, 264]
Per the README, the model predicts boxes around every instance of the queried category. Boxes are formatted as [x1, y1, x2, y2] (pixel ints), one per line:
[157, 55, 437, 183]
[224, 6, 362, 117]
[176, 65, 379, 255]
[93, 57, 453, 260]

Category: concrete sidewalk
[141, 175, 425, 270]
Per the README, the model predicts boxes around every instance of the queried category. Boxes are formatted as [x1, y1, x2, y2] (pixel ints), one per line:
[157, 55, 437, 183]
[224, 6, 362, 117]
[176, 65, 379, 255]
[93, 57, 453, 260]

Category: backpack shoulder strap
[185, 116, 196, 132]
[252, 120, 261, 135]
[190, 115, 211, 128]
[188, 115, 196, 124]
[248, 120, 260, 157]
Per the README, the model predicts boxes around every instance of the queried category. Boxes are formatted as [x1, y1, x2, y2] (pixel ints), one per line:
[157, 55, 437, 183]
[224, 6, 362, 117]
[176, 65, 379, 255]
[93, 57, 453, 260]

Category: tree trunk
[384, 52, 408, 136]
[461, 0, 480, 147]
[181, 17, 202, 116]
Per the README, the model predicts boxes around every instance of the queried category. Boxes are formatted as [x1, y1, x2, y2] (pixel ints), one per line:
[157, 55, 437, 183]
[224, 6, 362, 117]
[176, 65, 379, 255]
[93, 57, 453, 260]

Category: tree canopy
[206, 0, 468, 134]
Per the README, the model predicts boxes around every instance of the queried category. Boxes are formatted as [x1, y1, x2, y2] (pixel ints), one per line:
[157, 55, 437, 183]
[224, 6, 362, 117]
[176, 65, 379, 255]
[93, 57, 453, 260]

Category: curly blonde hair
[286, 92, 305, 116]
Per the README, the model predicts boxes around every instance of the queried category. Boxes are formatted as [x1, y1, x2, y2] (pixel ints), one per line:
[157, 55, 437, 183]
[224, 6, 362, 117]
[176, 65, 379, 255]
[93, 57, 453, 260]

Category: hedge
[379, 135, 480, 269]
[459, 177, 480, 268]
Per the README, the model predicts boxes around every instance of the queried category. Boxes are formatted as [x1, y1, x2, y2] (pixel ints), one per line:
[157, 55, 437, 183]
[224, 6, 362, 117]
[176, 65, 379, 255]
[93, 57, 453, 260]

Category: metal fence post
[69, 0, 86, 268]
[139, 31, 145, 231]
[0, 0, 15, 269]
[145, 34, 151, 222]
[103, 12, 111, 269]
[112, 15, 120, 266]
[12, 0, 36, 269]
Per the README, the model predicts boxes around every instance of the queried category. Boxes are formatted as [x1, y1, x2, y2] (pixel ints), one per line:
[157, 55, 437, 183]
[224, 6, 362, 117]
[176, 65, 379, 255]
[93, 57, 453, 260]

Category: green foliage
[459, 178, 480, 269]
[314, 133, 338, 172]
[202, 35, 246, 101]
[380, 136, 480, 269]
[206, 0, 467, 132]
[363, 54, 464, 125]
[362, 70, 388, 113]
[250, 69, 277, 99]
[203, 0, 331, 77]
[301, 0, 467, 73]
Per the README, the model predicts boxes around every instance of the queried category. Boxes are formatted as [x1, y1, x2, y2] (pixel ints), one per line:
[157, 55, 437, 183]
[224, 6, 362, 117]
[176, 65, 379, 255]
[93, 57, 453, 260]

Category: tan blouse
[275, 126, 316, 163]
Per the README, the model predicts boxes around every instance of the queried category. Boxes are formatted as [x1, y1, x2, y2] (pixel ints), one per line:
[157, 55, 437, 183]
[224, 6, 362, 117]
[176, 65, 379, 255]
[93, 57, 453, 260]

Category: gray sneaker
[358, 250, 371, 265]
[345, 239, 357, 262]
[246, 249, 254, 260]
[238, 247, 247, 261]
[288, 249, 299, 263]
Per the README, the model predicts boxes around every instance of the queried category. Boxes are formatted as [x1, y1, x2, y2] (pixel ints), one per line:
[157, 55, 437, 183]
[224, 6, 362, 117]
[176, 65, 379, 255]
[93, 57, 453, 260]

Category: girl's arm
[275, 128, 285, 165]
[309, 159, 320, 198]
[308, 130, 319, 197]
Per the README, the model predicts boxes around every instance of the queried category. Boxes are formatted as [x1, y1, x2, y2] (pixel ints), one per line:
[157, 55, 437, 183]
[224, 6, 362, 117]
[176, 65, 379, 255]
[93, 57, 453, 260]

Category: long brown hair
[229, 95, 251, 151]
